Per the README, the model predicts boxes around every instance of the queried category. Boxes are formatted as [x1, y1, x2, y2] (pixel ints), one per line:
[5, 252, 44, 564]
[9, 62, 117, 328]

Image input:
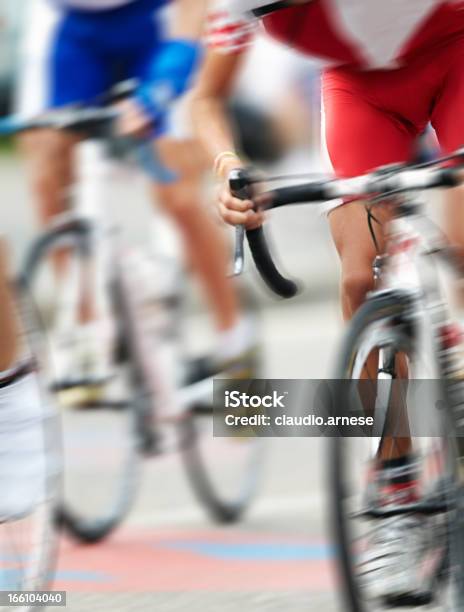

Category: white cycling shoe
[359, 460, 436, 606]
[0, 369, 52, 521]
[51, 320, 114, 405]
[359, 514, 434, 605]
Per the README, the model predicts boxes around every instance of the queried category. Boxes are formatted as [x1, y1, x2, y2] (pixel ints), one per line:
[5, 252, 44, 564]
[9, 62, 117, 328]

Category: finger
[118, 116, 150, 138]
[219, 204, 250, 226]
[125, 108, 149, 129]
[131, 108, 150, 128]
[117, 116, 131, 135]
[245, 219, 263, 230]
[244, 210, 265, 230]
[253, 192, 273, 208]
[219, 194, 253, 213]
[116, 100, 132, 114]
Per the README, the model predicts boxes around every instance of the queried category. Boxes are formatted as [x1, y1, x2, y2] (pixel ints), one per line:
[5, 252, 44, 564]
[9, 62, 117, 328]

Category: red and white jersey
[207, 0, 256, 53]
[208, 0, 464, 70]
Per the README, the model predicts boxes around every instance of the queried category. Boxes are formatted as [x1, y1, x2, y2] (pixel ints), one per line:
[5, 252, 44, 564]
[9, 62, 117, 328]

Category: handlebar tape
[246, 227, 298, 298]
[266, 182, 333, 208]
[229, 168, 298, 299]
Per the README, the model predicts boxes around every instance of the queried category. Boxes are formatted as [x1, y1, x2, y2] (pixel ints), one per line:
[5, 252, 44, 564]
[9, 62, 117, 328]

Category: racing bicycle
[0, 87, 264, 544]
[230, 154, 464, 611]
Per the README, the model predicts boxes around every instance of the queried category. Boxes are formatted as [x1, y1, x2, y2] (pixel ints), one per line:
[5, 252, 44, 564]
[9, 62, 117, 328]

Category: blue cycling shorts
[38, 0, 168, 108]
[16, 0, 194, 139]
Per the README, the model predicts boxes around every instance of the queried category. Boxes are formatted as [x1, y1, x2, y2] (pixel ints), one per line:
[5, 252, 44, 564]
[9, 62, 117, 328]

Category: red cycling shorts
[322, 33, 464, 178]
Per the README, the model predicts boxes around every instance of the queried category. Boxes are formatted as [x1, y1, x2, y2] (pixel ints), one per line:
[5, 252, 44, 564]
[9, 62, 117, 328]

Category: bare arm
[171, 0, 209, 40]
[191, 47, 264, 228]
[119, 0, 207, 136]
[191, 49, 247, 177]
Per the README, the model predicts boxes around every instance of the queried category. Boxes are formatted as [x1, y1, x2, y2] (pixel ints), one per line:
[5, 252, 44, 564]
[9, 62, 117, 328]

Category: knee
[0, 238, 11, 279]
[341, 269, 374, 318]
[158, 188, 199, 224]
[32, 163, 60, 202]
[21, 132, 73, 199]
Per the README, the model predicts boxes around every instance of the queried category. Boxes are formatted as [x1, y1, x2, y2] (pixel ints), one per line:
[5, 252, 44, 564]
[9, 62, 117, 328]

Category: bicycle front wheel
[330, 290, 462, 612]
[0, 280, 63, 610]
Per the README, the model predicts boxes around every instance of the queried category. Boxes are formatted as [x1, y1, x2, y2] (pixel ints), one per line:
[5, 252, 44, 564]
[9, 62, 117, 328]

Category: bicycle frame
[359, 194, 464, 448]
[59, 137, 219, 424]
[375, 195, 458, 357]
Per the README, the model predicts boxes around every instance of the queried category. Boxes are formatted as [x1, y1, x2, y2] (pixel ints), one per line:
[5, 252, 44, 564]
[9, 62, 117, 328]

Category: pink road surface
[54, 528, 335, 593]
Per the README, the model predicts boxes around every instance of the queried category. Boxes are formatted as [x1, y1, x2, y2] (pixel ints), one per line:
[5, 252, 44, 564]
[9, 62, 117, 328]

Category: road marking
[157, 540, 331, 561]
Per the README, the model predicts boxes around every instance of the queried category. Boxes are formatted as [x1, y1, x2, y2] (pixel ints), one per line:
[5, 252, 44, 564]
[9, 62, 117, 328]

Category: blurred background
[0, 1, 347, 611]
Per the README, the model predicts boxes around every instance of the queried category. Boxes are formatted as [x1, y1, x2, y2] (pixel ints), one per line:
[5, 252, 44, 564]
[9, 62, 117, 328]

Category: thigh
[107, 2, 160, 82]
[18, 129, 79, 187]
[155, 137, 208, 178]
[49, 15, 111, 107]
[322, 70, 417, 178]
[329, 201, 394, 322]
[329, 201, 389, 270]
[323, 70, 415, 279]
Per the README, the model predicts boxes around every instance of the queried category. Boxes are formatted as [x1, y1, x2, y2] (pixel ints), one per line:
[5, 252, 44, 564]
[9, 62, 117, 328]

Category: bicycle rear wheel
[330, 290, 462, 611]
[179, 403, 265, 523]
[21, 221, 145, 543]
[178, 324, 265, 524]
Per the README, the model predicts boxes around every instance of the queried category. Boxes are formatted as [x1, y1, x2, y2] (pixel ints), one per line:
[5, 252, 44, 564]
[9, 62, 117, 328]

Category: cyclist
[0, 248, 49, 522]
[16, 0, 256, 389]
[191, 0, 464, 602]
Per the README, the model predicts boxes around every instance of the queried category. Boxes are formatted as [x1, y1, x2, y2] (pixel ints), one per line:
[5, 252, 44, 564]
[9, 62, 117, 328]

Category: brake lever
[228, 168, 255, 277]
[232, 225, 246, 276]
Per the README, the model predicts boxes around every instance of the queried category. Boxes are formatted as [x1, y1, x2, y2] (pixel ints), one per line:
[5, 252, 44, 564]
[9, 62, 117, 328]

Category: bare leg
[153, 138, 239, 332]
[18, 130, 96, 323]
[443, 186, 464, 308]
[0, 240, 21, 370]
[19, 130, 77, 267]
[329, 201, 411, 459]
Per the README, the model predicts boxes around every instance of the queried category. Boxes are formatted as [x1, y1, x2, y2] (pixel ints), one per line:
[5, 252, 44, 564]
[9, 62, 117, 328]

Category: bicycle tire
[178, 410, 265, 523]
[178, 283, 265, 524]
[21, 223, 145, 544]
[330, 290, 463, 611]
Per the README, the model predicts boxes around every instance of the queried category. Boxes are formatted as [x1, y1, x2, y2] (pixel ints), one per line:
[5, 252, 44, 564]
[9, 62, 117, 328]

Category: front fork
[372, 254, 386, 285]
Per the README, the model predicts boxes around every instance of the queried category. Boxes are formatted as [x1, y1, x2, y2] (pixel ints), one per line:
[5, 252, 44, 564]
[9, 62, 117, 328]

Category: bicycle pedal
[51, 375, 113, 392]
[57, 385, 106, 409]
[190, 402, 214, 415]
[383, 591, 433, 607]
